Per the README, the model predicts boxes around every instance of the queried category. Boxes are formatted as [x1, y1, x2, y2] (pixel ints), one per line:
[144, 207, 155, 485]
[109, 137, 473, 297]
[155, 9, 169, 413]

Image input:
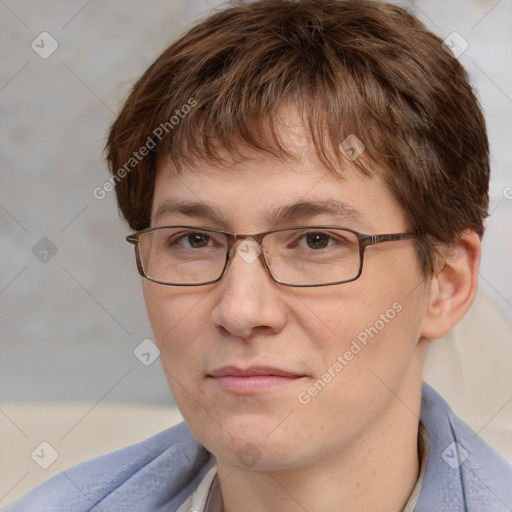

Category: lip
[209, 365, 303, 378]
[208, 366, 306, 393]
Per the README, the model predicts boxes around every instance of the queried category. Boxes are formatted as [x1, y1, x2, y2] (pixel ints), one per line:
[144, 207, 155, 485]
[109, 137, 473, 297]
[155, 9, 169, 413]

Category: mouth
[207, 365, 306, 393]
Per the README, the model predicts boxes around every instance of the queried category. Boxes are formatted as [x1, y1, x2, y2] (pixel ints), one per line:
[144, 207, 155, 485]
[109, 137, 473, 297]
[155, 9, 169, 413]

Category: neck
[216, 351, 426, 512]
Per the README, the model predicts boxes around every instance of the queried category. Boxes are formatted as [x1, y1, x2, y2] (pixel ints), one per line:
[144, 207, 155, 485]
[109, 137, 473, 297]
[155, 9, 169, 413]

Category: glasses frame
[126, 225, 419, 287]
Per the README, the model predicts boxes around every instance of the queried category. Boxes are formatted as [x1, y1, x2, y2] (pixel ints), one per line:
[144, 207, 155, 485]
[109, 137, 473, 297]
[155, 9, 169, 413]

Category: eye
[304, 232, 330, 249]
[167, 230, 228, 251]
[184, 232, 211, 248]
[162, 230, 218, 250]
[286, 230, 353, 252]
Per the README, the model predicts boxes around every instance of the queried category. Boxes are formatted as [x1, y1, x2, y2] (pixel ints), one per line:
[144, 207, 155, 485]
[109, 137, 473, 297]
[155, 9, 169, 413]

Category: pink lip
[208, 366, 305, 393]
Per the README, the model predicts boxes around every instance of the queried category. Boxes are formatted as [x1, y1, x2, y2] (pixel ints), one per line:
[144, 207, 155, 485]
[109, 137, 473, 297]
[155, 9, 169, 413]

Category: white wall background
[1, 0, 511, 406]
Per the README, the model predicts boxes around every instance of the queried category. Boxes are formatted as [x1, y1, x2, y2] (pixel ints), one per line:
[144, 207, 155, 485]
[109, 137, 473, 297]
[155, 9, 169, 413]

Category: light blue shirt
[4, 384, 512, 511]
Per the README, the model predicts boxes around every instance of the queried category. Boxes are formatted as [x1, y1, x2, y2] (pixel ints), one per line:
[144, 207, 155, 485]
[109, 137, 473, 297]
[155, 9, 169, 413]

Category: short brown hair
[105, 0, 489, 275]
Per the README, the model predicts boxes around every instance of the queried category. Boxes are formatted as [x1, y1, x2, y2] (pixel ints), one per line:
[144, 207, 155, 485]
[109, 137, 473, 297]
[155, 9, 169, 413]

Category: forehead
[152, 105, 406, 231]
[152, 146, 408, 234]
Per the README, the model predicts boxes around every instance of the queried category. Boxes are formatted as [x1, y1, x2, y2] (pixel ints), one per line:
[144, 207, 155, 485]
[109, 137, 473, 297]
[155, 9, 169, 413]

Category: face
[142, 122, 431, 472]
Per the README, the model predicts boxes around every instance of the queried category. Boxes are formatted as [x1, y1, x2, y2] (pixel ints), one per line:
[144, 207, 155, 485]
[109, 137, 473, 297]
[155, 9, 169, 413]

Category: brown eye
[188, 233, 210, 248]
[306, 232, 330, 249]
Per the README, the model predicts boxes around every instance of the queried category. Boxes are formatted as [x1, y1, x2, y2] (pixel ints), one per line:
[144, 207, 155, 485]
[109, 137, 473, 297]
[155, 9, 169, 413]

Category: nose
[210, 238, 287, 339]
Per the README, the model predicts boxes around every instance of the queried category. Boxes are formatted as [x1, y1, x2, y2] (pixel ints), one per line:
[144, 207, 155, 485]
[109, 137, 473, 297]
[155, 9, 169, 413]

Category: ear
[420, 230, 481, 340]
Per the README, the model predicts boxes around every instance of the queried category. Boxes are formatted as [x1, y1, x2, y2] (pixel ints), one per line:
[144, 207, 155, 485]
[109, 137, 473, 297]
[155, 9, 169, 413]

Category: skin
[141, 111, 481, 512]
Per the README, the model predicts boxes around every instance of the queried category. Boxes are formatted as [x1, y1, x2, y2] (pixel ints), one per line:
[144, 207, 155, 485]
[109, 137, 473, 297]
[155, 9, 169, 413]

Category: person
[5, 0, 512, 510]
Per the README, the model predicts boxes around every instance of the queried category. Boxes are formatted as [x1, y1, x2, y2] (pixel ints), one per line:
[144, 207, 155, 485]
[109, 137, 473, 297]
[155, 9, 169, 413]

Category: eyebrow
[153, 199, 365, 228]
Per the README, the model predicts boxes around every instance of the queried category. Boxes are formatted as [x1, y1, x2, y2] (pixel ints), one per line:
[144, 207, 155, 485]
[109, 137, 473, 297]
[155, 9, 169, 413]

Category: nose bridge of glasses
[231, 235, 267, 265]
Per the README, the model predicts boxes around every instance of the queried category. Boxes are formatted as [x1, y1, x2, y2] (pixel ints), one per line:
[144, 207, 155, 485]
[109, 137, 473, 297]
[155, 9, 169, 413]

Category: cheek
[292, 263, 428, 385]
[288, 291, 426, 443]
[142, 282, 210, 366]
[142, 283, 216, 425]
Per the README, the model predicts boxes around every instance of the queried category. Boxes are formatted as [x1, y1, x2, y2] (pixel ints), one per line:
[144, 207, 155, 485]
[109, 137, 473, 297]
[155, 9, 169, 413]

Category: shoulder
[2, 422, 215, 512]
[417, 383, 512, 511]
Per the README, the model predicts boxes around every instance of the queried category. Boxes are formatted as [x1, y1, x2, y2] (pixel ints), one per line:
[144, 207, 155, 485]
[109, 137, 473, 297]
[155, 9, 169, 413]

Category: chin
[190, 413, 313, 470]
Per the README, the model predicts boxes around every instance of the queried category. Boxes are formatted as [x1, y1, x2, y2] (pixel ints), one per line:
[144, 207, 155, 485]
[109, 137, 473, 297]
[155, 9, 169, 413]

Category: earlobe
[420, 231, 481, 340]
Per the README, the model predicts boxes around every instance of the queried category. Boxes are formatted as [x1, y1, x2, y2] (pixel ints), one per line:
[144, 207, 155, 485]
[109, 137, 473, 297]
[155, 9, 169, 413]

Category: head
[105, 0, 488, 471]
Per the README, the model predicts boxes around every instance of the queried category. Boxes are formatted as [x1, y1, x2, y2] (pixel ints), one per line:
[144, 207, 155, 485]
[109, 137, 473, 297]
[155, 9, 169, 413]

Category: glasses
[126, 225, 418, 287]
